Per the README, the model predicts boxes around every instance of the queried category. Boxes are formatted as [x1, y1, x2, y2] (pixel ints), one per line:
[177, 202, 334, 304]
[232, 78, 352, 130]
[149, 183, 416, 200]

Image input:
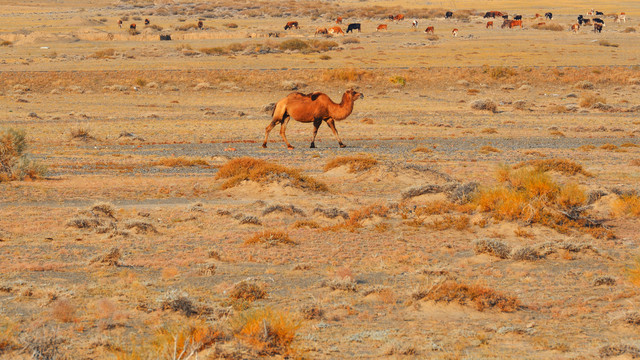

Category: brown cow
[197, 20, 203, 29]
[336, 17, 343, 24]
[486, 21, 493, 28]
[594, 23, 603, 33]
[130, 23, 136, 30]
[425, 26, 434, 34]
[118, 19, 122, 28]
[571, 23, 580, 33]
[510, 20, 523, 28]
[452, 28, 458, 37]
[328, 26, 344, 35]
[376, 24, 388, 31]
[315, 27, 328, 36]
[284, 21, 299, 30]
[535, 13, 542, 18]
[394, 14, 404, 21]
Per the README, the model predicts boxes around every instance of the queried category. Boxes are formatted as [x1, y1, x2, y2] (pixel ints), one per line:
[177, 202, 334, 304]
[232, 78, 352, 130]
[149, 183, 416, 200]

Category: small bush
[223, 22, 238, 28]
[473, 239, 511, 259]
[324, 156, 377, 173]
[245, 230, 295, 246]
[580, 93, 606, 108]
[574, 80, 595, 90]
[599, 40, 619, 48]
[390, 76, 406, 86]
[70, 127, 95, 141]
[1, 128, 46, 182]
[200, 47, 229, 55]
[216, 157, 327, 191]
[470, 99, 497, 112]
[1, 40, 13, 46]
[123, 219, 157, 234]
[486, 66, 516, 79]
[154, 157, 209, 167]
[279, 39, 308, 51]
[412, 281, 521, 312]
[90, 48, 116, 59]
[479, 146, 500, 153]
[514, 159, 592, 176]
[176, 23, 199, 31]
[532, 23, 564, 31]
[134, 78, 147, 87]
[229, 281, 267, 301]
[611, 195, 640, 217]
[623, 27, 636, 33]
[342, 38, 360, 44]
[128, 28, 140, 36]
[52, 299, 76, 323]
[232, 307, 300, 355]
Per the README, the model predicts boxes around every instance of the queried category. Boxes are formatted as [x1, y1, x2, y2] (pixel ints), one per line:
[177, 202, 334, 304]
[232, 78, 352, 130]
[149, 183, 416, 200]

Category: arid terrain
[1, 0, 640, 359]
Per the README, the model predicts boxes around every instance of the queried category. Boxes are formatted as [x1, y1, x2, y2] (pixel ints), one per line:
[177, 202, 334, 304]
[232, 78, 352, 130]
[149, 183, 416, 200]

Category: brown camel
[262, 89, 364, 149]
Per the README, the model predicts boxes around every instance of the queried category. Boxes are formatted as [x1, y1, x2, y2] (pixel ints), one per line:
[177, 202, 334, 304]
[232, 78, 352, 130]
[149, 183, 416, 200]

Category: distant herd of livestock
[114, 8, 628, 41]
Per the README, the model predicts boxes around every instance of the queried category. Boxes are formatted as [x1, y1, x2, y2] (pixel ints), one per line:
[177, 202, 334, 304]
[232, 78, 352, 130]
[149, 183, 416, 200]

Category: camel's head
[346, 88, 364, 101]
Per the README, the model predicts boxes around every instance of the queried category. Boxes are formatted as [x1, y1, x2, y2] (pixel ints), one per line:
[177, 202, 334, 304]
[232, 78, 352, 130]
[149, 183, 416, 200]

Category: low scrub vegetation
[232, 307, 300, 355]
[245, 230, 295, 246]
[472, 166, 612, 238]
[89, 48, 116, 59]
[321, 68, 370, 82]
[611, 195, 640, 217]
[324, 156, 377, 173]
[413, 280, 521, 312]
[216, 157, 327, 191]
[531, 23, 564, 31]
[514, 158, 592, 176]
[153, 157, 209, 167]
[0, 128, 46, 182]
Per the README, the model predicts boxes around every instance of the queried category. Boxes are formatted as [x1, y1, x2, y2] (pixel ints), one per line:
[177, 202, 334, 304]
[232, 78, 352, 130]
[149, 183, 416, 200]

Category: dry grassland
[1, 0, 640, 358]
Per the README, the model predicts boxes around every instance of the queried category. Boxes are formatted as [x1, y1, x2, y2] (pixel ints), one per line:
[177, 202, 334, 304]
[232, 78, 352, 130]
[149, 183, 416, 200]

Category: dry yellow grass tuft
[532, 23, 564, 31]
[411, 146, 433, 153]
[324, 155, 377, 173]
[479, 146, 500, 154]
[245, 230, 296, 246]
[232, 307, 300, 355]
[413, 281, 521, 312]
[229, 281, 267, 301]
[0, 128, 46, 182]
[481, 128, 498, 134]
[153, 157, 209, 167]
[89, 48, 116, 59]
[580, 93, 606, 108]
[428, 214, 471, 231]
[611, 195, 640, 218]
[601, 144, 618, 151]
[514, 158, 592, 176]
[216, 157, 327, 191]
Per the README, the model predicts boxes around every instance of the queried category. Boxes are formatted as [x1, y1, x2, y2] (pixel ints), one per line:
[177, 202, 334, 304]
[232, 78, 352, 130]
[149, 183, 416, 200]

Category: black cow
[594, 23, 603, 32]
[593, 18, 604, 24]
[502, 14, 509, 19]
[545, 12, 552, 20]
[595, 11, 604, 16]
[346, 23, 361, 33]
[144, 18, 150, 25]
[159, 34, 171, 40]
[483, 12, 494, 18]
[514, 15, 522, 21]
[445, 11, 453, 19]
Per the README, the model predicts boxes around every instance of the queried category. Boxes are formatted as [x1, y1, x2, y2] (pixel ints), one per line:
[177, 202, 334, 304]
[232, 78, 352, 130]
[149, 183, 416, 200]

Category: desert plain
[1, 0, 640, 358]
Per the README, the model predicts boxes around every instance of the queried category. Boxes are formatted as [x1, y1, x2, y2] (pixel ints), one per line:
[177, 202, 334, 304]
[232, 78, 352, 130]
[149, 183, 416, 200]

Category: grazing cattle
[425, 26, 434, 34]
[593, 18, 605, 26]
[452, 28, 458, 37]
[412, 20, 418, 28]
[571, 23, 580, 33]
[587, 9, 594, 16]
[535, 13, 542, 18]
[510, 20, 523, 28]
[159, 34, 171, 40]
[388, 15, 395, 20]
[502, 14, 509, 19]
[315, 27, 328, 36]
[336, 17, 343, 24]
[394, 14, 404, 21]
[596, 11, 604, 16]
[197, 20, 203, 29]
[616, 13, 626, 23]
[144, 18, 150, 25]
[346, 23, 361, 33]
[328, 26, 344, 35]
[130, 23, 136, 30]
[545, 12, 553, 20]
[594, 23, 603, 33]
[486, 21, 494, 28]
[513, 15, 522, 21]
[118, 19, 122, 28]
[484, 11, 495, 18]
[578, 16, 591, 26]
[501, 19, 512, 28]
[284, 21, 299, 30]
[445, 11, 453, 19]
[376, 24, 387, 31]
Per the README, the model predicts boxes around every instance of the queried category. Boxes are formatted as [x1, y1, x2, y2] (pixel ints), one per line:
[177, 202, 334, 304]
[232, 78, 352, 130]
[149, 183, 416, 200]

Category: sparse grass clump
[216, 157, 327, 191]
[0, 128, 46, 182]
[245, 230, 295, 246]
[532, 23, 564, 31]
[279, 39, 308, 51]
[470, 99, 497, 112]
[1, 40, 13, 46]
[611, 195, 640, 217]
[223, 22, 238, 28]
[123, 219, 157, 234]
[324, 155, 377, 173]
[473, 239, 511, 259]
[90, 48, 116, 59]
[153, 157, 209, 167]
[599, 40, 619, 48]
[514, 159, 592, 176]
[428, 214, 471, 231]
[479, 146, 500, 154]
[472, 166, 611, 238]
[70, 127, 95, 141]
[232, 307, 300, 355]
[390, 76, 406, 86]
[580, 93, 606, 108]
[229, 281, 267, 302]
[601, 143, 618, 150]
[485, 66, 516, 79]
[413, 281, 521, 312]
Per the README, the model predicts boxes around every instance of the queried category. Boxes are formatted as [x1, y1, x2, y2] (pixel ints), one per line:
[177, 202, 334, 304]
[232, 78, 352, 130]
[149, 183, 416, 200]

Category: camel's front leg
[310, 118, 322, 148]
[262, 119, 278, 148]
[280, 116, 294, 149]
[325, 118, 346, 148]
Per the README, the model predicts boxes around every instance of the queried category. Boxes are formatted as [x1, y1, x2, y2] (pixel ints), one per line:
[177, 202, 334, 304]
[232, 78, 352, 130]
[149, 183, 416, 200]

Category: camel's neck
[328, 92, 354, 120]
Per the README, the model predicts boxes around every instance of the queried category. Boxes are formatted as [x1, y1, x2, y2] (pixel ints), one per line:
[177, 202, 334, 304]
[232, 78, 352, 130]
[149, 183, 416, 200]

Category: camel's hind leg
[263, 119, 279, 148]
[325, 118, 346, 148]
[310, 118, 322, 148]
[264, 101, 287, 148]
[279, 116, 294, 149]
